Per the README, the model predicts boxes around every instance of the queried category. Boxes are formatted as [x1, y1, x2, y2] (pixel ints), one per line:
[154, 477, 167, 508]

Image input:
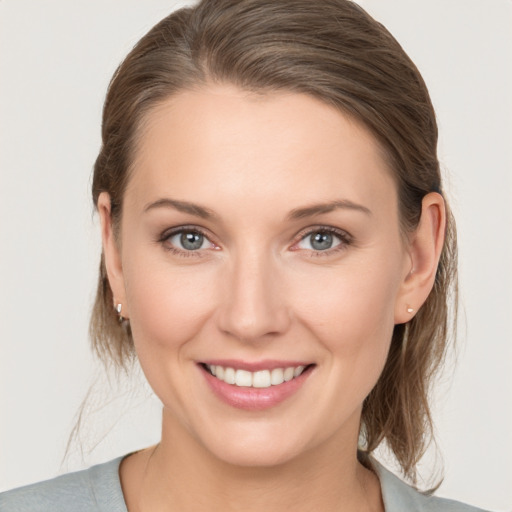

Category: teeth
[206, 364, 307, 388]
[294, 365, 305, 377]
[283, 367, 294, 381]
[270, 368, 284, 385]
[235, 369, 252, 387]
[253, 370, 271, 388]
[224, 367, 236, 385]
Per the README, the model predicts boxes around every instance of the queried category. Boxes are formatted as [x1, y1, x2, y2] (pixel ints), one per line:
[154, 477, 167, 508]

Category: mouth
[198, 361, 315, 410]
[201, 363, 312, 388]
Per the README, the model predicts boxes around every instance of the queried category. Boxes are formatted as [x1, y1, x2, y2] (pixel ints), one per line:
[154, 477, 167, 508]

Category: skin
[99, 84, 445, 512]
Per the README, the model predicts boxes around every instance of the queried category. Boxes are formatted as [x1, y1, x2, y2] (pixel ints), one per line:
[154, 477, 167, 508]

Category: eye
[158, 227, 217, 256]
[169, 230, 210, 251]
[293, 227, 351, 254]
[299, 231, 339, 251]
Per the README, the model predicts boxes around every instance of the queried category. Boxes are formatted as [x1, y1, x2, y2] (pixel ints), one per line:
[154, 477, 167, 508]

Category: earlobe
[394, 192, 446, 324]
[97, 192, 129, 318]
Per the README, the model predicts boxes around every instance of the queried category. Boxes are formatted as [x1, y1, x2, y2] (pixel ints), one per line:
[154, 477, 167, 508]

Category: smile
[200, 361, 315, 410]
[205, 364, 307, 388]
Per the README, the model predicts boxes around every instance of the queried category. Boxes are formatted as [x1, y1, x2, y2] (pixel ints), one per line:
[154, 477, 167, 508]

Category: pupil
[311, 232, 332, 250]
[181, 232, 203, 250]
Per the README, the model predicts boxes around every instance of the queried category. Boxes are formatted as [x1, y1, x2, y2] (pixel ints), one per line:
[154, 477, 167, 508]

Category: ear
[97, 192, 129, 319]
[394, 192, 446, 324]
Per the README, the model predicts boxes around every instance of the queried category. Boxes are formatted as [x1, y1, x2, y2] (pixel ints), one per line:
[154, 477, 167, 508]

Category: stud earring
[116, 303, 124, 322]
[407, 306, 414, 314]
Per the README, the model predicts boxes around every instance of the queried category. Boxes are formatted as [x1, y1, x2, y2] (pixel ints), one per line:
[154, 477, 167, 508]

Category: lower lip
[200, 365, 313, 411]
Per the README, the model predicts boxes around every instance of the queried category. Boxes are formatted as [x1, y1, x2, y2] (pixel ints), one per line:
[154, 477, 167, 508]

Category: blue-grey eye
[169, 231, 209, 251]
[311, 232, 333, 250]
[297, 230, 342, 251]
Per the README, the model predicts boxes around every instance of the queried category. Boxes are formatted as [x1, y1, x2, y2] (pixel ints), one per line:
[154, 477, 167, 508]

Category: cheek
[290, 262, 400, 424]
[123, 253, 218, 353]
[290, 253, 401, 366]
[121, 254, 220, 419]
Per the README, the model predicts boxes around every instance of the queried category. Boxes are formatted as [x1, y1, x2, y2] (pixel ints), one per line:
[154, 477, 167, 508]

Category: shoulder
[0, 457, 127, 512]
[373, 459, 492, 512]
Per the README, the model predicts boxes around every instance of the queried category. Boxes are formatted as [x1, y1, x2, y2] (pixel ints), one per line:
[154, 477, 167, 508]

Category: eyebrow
[287, 200, 372, 220]
[143, 198, 217, 219]
[143, 197, 371, 221]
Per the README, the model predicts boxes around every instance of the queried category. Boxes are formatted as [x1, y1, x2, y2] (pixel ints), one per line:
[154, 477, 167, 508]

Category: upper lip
[200, 359, 313, 372]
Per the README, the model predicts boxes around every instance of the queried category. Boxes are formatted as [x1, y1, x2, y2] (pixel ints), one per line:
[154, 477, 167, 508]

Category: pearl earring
[116, 303, 124, 322]
[407, 306, 414, 313]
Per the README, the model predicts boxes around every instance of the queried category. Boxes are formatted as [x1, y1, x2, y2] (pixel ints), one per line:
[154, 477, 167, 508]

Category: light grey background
[1, 1, 511, 510]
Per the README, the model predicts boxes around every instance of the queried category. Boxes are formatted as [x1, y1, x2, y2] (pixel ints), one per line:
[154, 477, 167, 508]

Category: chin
[189, 413, 330, 469]
[207, 437, 306, 468]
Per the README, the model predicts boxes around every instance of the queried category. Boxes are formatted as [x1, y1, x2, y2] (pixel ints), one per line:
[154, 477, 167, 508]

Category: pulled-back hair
[90, 0, 457, 483]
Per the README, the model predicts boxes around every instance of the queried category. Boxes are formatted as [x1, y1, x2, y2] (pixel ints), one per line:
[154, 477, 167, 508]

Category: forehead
[125, 84, 396, 218]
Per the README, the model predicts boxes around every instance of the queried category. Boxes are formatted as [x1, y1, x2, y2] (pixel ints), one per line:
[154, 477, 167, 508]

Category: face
[104, 85, 415, 467]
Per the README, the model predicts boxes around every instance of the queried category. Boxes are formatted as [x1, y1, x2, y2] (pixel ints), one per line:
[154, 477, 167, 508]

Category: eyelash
[157, 225, 353, 258]
[292, 226, 353, 257]
[157, 225, 215, 258]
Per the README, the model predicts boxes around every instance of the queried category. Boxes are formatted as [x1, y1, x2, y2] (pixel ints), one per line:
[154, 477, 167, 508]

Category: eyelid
[158, 225, 219, 255]
[290, 225, 353, 254]
[157, 224, 353, 257]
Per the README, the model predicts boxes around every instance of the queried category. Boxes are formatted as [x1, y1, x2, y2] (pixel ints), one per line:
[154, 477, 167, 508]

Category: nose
[216, 250, 291, 343]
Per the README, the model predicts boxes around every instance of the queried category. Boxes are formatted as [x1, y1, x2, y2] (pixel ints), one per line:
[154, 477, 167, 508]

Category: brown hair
[90, 0, 457, 483]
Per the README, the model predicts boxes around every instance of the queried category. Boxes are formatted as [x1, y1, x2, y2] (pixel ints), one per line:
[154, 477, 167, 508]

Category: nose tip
[216, 260, 291, 343]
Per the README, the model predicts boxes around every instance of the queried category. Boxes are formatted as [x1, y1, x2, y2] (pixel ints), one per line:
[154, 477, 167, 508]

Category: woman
[0, 1, 495, 510]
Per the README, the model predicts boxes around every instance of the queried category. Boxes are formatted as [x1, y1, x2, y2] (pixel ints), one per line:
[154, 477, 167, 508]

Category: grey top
[0, 456, 491, 511]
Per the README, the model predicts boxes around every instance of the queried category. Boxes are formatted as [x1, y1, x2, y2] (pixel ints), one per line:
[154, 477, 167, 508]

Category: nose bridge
[218, 245, 290, 342]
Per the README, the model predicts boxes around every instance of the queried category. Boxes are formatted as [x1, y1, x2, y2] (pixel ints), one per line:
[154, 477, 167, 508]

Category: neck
[121, 409, 383, 512]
